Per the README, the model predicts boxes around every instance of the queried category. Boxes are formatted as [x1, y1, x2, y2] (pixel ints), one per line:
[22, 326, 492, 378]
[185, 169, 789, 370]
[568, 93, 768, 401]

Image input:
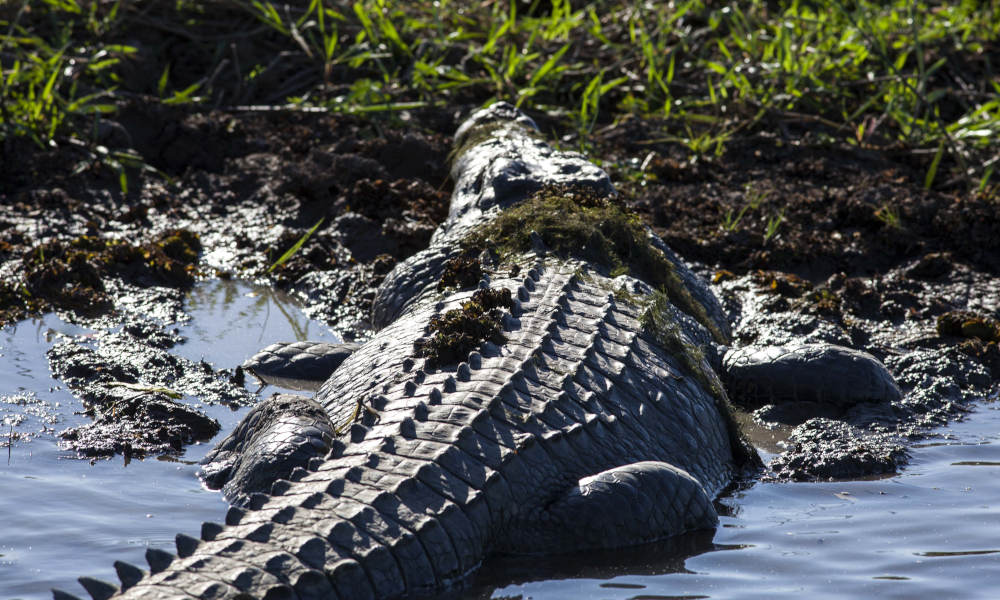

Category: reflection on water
[176, 279, 341, 369]
[0, 280, 336, 600]
[473, 404, 1000, 600]
[0, 279, 997, 600]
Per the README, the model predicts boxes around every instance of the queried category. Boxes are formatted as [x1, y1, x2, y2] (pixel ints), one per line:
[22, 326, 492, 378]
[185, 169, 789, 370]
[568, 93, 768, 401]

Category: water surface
[1, 280, 997, 599]
[0, 281, 336, 599]
[470, 401, 1000, 600]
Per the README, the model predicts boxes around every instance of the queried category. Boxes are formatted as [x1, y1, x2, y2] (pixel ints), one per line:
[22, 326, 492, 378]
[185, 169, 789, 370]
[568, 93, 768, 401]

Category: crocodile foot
[720, 343, 902, 424]
[242, 341, 361, 390]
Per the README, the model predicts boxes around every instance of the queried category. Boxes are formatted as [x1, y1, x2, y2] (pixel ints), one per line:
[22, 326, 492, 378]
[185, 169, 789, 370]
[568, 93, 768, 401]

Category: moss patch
[415, 287, 514, 368]
[10, 229, 201, 322]
[641, 290, 761, 472]
[937, 310, 1000, 343]
[466, 183, 726, 343]
[438, 247, 484, 291]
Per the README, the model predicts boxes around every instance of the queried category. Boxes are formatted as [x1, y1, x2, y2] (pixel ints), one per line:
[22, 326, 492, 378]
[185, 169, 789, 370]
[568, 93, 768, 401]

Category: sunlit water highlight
[471, 402, 1000, 600]
[0, 281, 337, 599]
[0, 280, 997, 599]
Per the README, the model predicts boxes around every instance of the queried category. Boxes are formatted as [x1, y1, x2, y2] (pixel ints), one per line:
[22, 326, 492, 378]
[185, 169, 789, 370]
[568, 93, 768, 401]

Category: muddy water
[1, 281, 997, 599]
[469, 401, 1000, 599]
[0, 281, 336, 599]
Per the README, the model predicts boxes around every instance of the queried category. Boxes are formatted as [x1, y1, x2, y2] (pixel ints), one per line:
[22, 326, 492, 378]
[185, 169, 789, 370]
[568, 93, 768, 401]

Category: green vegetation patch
[3, 1, 999, 191]
[640, 290, 760, 471]
[415, 287, 513, 369]
[466, 184, 726, 342]
[438, 247, 484, 291]
[10, 229, 201, 322]
[937, 310, 1000, 343]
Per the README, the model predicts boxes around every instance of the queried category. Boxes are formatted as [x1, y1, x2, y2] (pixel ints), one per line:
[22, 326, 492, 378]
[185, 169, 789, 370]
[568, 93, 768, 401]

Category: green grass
[2, 0, 999, 191]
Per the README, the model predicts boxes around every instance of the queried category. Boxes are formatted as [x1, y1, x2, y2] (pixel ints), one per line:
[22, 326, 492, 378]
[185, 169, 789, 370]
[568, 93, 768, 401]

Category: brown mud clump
[752, 270, 812, 298]
[937, 310, 1000, 343]
[59, 392, 221, 458]
[12, 229, 200, 323]
[937, 310, 1000, 377]
[415, 288, 514, 369]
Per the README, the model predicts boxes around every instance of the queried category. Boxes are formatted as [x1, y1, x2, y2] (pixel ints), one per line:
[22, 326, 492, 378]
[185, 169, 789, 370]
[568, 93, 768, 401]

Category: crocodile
[60, 102, 900, 600]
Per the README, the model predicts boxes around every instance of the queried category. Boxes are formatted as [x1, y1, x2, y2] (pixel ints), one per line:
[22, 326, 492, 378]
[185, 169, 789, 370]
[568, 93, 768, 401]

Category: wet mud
[1, 107, 454, 458]
[607, 130, 999, 481]
[1, 105, 997, 478]
[46, 321, 252, 457]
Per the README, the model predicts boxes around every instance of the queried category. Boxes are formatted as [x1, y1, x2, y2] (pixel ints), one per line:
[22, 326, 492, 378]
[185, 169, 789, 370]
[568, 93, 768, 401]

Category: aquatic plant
[415, 287, 513, 368]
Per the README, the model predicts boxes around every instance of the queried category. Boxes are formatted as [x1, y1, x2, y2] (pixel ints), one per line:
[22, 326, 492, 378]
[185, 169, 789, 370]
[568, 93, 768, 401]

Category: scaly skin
[69, 103, 753, 600]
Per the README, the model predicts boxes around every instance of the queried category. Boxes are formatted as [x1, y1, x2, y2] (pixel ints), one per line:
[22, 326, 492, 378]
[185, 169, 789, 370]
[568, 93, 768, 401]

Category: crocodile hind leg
[720, 343, 902, 424]
[498, 461, 718, 554]
[199, 393, 336, 507]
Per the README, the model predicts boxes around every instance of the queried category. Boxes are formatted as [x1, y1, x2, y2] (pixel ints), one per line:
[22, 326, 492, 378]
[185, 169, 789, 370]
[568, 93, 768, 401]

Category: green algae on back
[415, 287, 514, 369]
[438, 247, 484, 291]
[465, 184, 728, 343]
[639, 289, 761, 472]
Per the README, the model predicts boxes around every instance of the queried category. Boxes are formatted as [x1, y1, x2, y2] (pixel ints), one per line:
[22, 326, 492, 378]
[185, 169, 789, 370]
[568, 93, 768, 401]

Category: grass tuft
[1, 1, 997, 190]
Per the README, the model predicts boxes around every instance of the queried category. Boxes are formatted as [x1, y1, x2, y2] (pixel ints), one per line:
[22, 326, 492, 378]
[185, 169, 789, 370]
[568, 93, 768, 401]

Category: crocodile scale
[66, 103, 751, 600]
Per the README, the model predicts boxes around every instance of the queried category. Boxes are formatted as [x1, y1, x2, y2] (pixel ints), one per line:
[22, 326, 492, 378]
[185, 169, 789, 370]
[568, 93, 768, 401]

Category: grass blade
[268, 218, 324, 272]
[924, 142, 945, 190]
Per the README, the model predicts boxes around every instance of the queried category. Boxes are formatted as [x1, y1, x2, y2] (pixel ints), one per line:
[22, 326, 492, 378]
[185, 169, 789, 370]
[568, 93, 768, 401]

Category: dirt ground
[1, 102, 997, 473]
